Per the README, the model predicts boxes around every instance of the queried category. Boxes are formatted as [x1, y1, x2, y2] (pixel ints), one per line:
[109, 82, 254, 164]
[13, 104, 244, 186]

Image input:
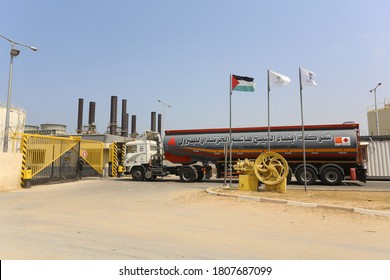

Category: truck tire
[295, 167, 317, 185]
[195, 166, 204, 181]
[320, 166, 343, 185]
[145, 170, 157, 181]
[196, 172, 204, 181]
[131, 167, 145, 181]
[179, 167, 197, 182]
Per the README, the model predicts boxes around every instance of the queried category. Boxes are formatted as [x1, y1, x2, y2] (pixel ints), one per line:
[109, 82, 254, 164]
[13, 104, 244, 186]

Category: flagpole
[299, 67, 307, 192]
[267, 69, 271, 151]
[223, 142, 227, 186]
[229, 74, 232, 188]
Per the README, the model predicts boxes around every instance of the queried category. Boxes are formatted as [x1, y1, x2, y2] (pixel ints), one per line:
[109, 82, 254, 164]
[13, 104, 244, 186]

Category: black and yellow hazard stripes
[110, 142, 118, 177]
[109, 142, 126, 177]
[20, 134, 30, 188]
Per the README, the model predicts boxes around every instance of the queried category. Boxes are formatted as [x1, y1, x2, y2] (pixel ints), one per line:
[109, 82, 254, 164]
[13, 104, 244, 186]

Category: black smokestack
[121, 99, 127, 137]
[151, 112, 156, 132]
[77, 98, 84, 134]
[110, 96, 118, 135]
[158, 113, 162, 135]
[131, 115, 137, 135]
[125, 113, 129, 137]
[88, 101, 96, 125]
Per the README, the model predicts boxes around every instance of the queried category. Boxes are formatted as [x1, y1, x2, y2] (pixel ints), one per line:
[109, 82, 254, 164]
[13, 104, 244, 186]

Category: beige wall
[367, 104, 390, 136]
[0, 153, 22, 191]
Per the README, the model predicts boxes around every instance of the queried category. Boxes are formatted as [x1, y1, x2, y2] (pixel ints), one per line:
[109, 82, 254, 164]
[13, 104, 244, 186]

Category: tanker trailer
[163, 123, 366, 185]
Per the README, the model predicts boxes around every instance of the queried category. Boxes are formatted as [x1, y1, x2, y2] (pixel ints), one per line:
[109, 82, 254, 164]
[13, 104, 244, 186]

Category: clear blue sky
[1, 0, 389, 136]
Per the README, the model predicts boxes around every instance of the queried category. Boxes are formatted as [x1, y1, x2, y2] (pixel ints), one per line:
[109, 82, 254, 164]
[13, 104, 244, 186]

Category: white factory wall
[0, 105, 26, 152]
[365, 139, 390, 179]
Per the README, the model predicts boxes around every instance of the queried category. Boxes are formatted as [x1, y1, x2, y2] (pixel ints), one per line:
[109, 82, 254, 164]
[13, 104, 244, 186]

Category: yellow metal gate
[19, 134, 103, 187]
[80, 139, 104, 177]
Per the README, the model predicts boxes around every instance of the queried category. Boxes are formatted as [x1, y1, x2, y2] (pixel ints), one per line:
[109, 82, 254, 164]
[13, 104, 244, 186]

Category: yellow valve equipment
[253, 152, 289, 193]
[234, 158, 258, 191]
[234, 158, 255, 175]
[234, 152, 289, 193]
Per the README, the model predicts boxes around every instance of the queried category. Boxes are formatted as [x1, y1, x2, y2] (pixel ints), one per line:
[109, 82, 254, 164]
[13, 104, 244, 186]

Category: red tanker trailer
[163, 123, 366, 185]
[124, 123, 366, 185]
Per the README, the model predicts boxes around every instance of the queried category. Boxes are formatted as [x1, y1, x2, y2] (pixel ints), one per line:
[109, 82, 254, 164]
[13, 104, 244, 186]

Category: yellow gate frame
[18, 133, 103, 187]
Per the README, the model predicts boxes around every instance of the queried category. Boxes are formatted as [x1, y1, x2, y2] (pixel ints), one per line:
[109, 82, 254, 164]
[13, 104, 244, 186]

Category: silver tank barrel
[163, 124, 359, 164]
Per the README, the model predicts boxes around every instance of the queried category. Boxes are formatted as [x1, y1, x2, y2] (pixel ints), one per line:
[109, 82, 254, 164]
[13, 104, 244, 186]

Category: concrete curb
[205, 188, 390, 218]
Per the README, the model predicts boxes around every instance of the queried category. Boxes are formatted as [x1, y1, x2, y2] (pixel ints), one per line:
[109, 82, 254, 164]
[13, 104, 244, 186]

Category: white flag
[300, 67, 318, 86]
[269, 70, 291, 87]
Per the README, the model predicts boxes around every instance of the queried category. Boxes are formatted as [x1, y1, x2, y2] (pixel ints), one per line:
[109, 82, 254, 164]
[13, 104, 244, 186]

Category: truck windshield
[127, 145, 137, 153]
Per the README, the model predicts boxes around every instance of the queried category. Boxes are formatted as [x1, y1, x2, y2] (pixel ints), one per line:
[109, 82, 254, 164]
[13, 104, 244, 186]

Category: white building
[24, 123, 67, 135]
[360, 136, 390, 180]
[367, 98, 390, 136]
[0, 103, 27, 152]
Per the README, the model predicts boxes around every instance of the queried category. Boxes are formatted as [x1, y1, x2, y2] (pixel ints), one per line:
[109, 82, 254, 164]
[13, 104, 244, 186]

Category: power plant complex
[0, 94, 389, 191]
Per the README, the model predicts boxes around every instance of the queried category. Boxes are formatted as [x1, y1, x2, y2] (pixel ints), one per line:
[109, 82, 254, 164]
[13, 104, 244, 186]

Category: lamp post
[0, 34, 37, 152]
[157, 99, 171, 137]
[369, 82, 382, 136]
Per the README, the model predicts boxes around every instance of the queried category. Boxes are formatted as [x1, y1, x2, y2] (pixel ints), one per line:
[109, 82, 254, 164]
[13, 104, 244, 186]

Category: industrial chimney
[131, 115, 137, 136]
[77, 98, 84, 134]
[158, 113, 162, 135]
[151, 112, 156, 132]
[110, 96, 118, 135]
[88, 101, 96, 134]
[121, 99, 128, 137]
[89, 101, 96, 125]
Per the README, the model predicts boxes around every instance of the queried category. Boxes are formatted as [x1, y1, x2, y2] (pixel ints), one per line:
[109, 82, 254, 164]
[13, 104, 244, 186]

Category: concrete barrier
[0, 152, 22, 191]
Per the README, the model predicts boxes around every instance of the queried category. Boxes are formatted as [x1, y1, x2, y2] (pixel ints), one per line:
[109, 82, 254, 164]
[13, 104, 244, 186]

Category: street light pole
[369, 82, 382, 136]
[0, 34, 37, 152]
[3, 48, 19, 152]
[157, 99, 171, 137]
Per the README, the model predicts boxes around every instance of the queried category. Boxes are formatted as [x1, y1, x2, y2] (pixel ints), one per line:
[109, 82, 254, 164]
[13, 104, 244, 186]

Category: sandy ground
[0, 178, 389, 259]
[211, 186, 390, 211]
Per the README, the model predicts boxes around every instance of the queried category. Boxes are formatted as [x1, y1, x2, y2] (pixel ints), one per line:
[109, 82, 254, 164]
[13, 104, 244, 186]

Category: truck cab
[123, 131, 211, 182]
[124, 131, 162, 180]
[125, 139, 158, 167]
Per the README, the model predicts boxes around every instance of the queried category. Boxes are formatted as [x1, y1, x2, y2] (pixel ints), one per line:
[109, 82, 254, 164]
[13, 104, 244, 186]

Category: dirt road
[0, 178, 389, 259]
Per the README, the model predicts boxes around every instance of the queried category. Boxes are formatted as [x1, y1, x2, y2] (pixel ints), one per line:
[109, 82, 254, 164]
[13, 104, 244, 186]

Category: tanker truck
[123, 123, 366, 185]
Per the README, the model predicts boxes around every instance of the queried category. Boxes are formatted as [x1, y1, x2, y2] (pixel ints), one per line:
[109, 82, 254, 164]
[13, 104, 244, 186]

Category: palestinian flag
[231, 74, 255, 92]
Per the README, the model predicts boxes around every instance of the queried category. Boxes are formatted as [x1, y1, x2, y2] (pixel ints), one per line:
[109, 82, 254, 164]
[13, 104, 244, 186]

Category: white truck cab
[123, 131, 209, 182]
[125, 139, 158, 166]
[124, 131, 161, 180]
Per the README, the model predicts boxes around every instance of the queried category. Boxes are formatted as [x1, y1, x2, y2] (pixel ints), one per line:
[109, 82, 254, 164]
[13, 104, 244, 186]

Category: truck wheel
[131, 167, 145, 181]
[320, 167, 343, 185]
[196, 171, 204, 181]
[295, 167, 317, 185]
[179, 168, 196, 182]
[194, 166, 204, 181]
[145, 170, 157, 181]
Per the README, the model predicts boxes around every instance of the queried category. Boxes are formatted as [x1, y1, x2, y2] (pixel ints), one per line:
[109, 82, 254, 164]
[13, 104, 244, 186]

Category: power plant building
[24, 123, 67, 135]
[0, 103, 26, 152]
[367, 98, 390, 136]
